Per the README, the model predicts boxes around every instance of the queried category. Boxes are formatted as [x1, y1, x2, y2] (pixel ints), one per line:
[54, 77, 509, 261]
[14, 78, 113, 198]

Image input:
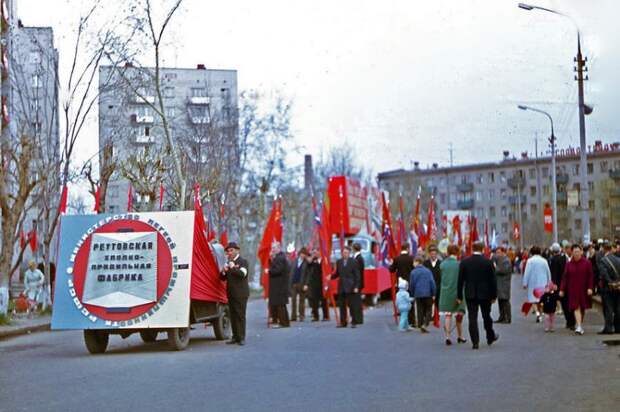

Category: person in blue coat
[410, 257, 436, 333]
[395, 278, 414, 332]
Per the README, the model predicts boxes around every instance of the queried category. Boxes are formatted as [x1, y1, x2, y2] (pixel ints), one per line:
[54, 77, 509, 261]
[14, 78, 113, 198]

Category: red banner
[513, 222, 521, 240]
[543, 204, 553, 233]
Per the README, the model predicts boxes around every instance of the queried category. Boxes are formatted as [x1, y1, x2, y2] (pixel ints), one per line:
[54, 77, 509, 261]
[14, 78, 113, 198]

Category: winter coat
[409, 266, 436, 298]
[268, 252, 291, 306]
[560, 257, 594, 311]
[523, 255, 551, 303]
[306, 260, 324, 300]
[438, 256, 466, 313]
[493, 254, 513, 301]
[396, 289, 413, 313]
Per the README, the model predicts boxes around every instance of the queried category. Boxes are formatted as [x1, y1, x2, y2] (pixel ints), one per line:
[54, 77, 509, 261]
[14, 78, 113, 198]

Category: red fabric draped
[190, 201, 227, 303]
[59, 185, 68, 214]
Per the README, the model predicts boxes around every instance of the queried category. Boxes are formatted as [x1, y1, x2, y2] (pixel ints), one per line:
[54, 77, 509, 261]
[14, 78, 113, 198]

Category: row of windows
[135, 86, 229, 99]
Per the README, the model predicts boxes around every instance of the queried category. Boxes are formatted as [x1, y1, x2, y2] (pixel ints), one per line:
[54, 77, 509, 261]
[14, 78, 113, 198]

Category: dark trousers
[415, 297, 433, 328]
[561, 296, 576, 328]
[498, 299, 511, 322]
[350, 293, 363, 325]
[228, 296, 248, 341]
[466, 299, 495, 345]
[270, 304, 290, 327]
[291, 283, 306, 321]
[601, 290, 620, 332]
[408, 302, 417, 327]
[338, 292, 356, 326]
[310, 295, 329, 320]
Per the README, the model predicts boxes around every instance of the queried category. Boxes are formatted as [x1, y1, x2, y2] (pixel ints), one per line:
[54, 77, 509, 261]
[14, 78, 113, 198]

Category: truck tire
[84, 330, 109, 354]
[167, 327, 190, 351]
[213, 305, 231, 341]
[139, 329, 158, 343]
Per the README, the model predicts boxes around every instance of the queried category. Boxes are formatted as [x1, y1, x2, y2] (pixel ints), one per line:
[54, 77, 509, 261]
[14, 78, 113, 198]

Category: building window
[164, 72, 177, 80]
[163, 87, 175, 98]
[501, 206, 507, 217]
[573, 183, 580, 191]
[489, 207, 496, 218]
[189, 105, 208, 117]
[588, 200, 595, 209]
[30, 51, 42, 65]
[488, 172, 495, 183]
[529, 168, 535, 179]
[530, 204, 537, 216]
[587, 181, 594, 191]
[500, 171, 506, 183]
[439, 193, 446, 204]
[501, 223, 508, 234]
[143, 126, 150, 136]
[32, 74, 42, 88]
[530, 186, 536, 196]
[191, 87, 207, 98]
[575, 219, 582, 228]
[500, 189, 507, 199]
[542, 167, 549, 178]
[477, 208, 484, 218]
[587, 163, 593, 174]
[476, 191, 483, 201]
[477, 174, 483, 184]
[543, 185, 550, 195]
[166, 107, 175, 118]
[573, 164, 580, 176]
[488, 189, 495, 200]
[600, 161, 608, 173]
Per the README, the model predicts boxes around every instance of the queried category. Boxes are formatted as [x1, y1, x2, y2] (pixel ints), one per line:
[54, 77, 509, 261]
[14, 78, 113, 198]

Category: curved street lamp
[518, 104, 558, 244]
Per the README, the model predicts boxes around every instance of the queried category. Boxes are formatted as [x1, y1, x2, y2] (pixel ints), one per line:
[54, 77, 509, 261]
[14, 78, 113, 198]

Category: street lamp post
[518, 105, 558, 244]
[518, 2, 592, 243]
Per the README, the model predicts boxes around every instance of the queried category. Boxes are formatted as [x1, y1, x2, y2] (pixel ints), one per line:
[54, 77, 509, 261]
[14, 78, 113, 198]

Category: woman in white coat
[522, 246, 551, 322]
[23, 260, 44, 304]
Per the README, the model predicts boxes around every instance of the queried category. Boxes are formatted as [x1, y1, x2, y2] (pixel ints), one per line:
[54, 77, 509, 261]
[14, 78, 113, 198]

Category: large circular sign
[71, 219, 173, 322]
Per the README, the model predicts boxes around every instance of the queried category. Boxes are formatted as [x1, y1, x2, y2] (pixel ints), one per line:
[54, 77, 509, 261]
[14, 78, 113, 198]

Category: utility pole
[534, 135, 543, 243]
[550, 128, 558, 244]
[449, 142, 454, 167]
[575, 33, 590, 243]
[517, 178, 524, 250]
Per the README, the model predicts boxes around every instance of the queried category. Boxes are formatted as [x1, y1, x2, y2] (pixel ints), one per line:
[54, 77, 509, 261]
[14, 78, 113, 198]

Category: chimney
[502, 150, 510, 160]
[304, 154, 313, 191]
[196, 64, 206, 70]
[413, 161, 420, 171]
[521, 151, 528, 159]
[124, 61, 133, 68]
[432, 163, 438, 169]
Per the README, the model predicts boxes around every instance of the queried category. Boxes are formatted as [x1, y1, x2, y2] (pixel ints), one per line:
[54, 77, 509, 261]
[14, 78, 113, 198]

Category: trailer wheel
[167, 327, 190, 351]
[84, 330, 109, 354]
[139, 329, 158, 343]
[213, 305, 231, 341]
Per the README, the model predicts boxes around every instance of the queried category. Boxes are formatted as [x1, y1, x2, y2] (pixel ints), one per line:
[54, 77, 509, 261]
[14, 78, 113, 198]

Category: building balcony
[508, 195, 527, 205]
[507, 176, 526, 189]
[551, 173, 569, 185]
[131, 114, 154, 124]
[132, 94, 156, 104]
[134, 135, 155, 144]
[457, 182, 474, 192]
[188, 96, 210, 105]
[610, 169, 620, 180]
[190, 116, 210, 125]
[556, 192, 567, 202]
[457, 199, 474, 209]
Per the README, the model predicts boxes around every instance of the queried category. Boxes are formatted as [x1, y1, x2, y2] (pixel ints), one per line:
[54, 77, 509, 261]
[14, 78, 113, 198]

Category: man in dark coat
[306, 249, 329, 321]
[221, 242, 249, 345]
[597, 243, 620, 334]
[268, 242, 291, 328]
[492, 246, 513, 324]
[290, 247, 309, 321]
[423, 245, 442, 302]
[351, 242, 365, 325]
[457, 242, 499, 350]
[331, 246, 361, 328]
[549, 243, 574, 329]
[390, 243, 415, 327]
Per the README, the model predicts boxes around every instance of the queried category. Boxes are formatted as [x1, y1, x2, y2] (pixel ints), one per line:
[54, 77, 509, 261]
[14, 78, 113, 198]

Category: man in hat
[222, 242, 249, 345]
[290, 247, 309, 321]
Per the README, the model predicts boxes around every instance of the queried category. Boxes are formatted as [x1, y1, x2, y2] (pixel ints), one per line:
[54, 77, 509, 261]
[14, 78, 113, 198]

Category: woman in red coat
[559, 244, 594, 335]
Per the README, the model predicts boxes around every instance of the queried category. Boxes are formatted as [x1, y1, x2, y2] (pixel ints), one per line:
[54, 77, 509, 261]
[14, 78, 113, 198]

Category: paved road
[1, 276, 619, 412]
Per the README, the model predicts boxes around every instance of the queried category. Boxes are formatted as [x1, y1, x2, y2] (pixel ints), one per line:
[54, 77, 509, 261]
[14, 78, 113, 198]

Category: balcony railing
[610, 169, 620, 179]
[131, 114, 154, 124]
[190, 116, 210, 125]
[551, 173, 569, 185]
[188, 96, 210, 105]
[135, 135, 155, 144]
[457, 182, 474, 192]
[132, 94, 156, 104]
[556, 192, 567, 202]
[457, 199, 474, 209]
[508, 195, 527, 205]
[507, 176, 526, 189]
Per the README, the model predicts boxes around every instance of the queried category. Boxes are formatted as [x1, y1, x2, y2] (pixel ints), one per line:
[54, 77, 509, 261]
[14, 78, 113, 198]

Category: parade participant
[331, 246, 360, 328]
[540, 283, 559, 333]
[390, 243, 415, 327]
[423, 245, 442, 303]
[268, 242, 291, 328]
[409, 257, 436, 334]
[597, 243, 620, 334]
[290, 247, 309, 322]
[559, 244, 594, 335]
[439, 245, 466, 345]
[306, 249, 329, 322]
[352, 242, 364, 325]
[549, 243, 574, 329]
[457, 242, 499, 350]
[522, 246, 551, 323]
[395, 278, 413, 332]
[221, 242, 249, 345]
[493, 246, 513, 324]
[23, 260, 44, 306]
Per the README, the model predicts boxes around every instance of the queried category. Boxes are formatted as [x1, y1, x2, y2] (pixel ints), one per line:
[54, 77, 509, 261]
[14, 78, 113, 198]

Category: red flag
[513, 222, 520, 241]
[59, 185, 68, 214]
[257, 199, 279, 299]
[396, 193, 407, 251]
[29, 230, 37, 252]
[484, 218, 490, 257]
[426, 195, 438, 245]
[381, 192, 398, 259]
[159, 182, 164, 211]
[219, 196, 228, 246]
[452, 215, 462, 247]
[93, 185, 101, 213]
[411, 187, 421, 244]
[441, 213, 448, 239]
[274, 197, 283, 244]
[127, 185, 133, 212]
[543, 203, 553, 233]
[20, 228, 26, 250]
[466, 214, 473, 256]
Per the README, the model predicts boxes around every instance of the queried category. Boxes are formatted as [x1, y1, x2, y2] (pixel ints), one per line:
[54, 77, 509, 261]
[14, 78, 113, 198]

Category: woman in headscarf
[560, 244, 594, 335]
[522, 245, 551, 323]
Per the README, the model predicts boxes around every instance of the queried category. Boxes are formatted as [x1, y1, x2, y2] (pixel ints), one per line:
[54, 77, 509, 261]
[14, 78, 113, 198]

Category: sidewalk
[0, 314, 51, 340]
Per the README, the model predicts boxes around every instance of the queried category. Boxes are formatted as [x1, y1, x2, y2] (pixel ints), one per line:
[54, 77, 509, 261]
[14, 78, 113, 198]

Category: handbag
[603, 257, 620, 291]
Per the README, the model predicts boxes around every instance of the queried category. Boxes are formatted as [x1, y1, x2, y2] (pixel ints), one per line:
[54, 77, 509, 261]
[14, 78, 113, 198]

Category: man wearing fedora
[223, 242, 249, 345]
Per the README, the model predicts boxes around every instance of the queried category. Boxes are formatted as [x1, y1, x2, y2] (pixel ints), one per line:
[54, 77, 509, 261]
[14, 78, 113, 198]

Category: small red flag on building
[59, 184, 68, 214]
[29, 229, 37, 252]
[543, 203, 553, 233]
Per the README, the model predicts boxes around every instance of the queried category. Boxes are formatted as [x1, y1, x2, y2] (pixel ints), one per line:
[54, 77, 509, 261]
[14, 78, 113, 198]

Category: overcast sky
[18, 0, 620, 176]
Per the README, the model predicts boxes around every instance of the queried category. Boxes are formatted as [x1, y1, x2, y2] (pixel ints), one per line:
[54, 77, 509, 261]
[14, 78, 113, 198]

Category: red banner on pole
[543, 204, 553, 233]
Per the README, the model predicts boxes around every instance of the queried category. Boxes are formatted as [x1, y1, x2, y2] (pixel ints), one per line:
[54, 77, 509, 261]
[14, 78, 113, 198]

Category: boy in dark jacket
[410, 257, 436, 333]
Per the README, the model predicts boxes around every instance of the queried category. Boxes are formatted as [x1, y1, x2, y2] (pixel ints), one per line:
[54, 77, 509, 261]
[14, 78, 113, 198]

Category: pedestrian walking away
[390, 243, 416, 327]
[439, 245, 467, 345]
[457, 242, 499, 350]
[549, 243, 575, 329]
[596, 243, 620, 334]
[522, 246, 552, 323]
[493, 246, 512, 324]
[331, 246, 361, 328]
[290, 247, 309, 322]
[409, 257, 436, 334]
[560, 244, 594, 335]
[221, 242, 249, 345]
[396, 278, 413, 332]
[267, 242, 291, 328]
